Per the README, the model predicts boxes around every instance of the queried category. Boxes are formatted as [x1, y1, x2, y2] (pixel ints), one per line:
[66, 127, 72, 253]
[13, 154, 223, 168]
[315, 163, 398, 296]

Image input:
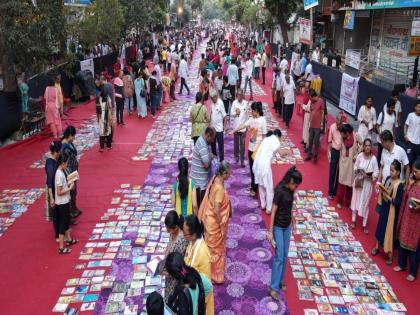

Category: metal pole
[310, 7, 314, 49]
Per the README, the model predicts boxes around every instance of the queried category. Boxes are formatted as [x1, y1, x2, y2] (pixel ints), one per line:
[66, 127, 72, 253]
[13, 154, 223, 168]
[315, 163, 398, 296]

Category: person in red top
[305, 89, 326, 163]
[113, 58, 121, 77]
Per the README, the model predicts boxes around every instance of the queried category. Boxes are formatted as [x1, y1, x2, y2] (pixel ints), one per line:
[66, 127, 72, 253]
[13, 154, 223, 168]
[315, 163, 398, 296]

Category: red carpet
[0, 96, 168, 314]
[252, 67, 419, 314]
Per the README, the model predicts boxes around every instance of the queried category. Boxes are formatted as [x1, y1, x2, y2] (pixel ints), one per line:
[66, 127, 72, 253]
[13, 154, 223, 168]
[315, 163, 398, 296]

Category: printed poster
[339, 73, 360, 115]
[299, 18, 312, 45]
[80, 58, 94, 76]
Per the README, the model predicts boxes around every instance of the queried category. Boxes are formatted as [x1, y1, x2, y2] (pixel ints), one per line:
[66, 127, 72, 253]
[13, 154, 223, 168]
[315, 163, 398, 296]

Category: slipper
[371, 247, 379, 256]
[66, 239, 78, 246]
[268, 288, 279, 301]
[58, 247, 71, 254]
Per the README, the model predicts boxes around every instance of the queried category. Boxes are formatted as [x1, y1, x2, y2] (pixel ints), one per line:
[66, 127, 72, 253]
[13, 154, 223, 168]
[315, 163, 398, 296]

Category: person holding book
[45, 141, 62, 234]
[394, 158, 420, 281]
[183, 215, 214, 315]
[172, 157, 198, 218]
[54, 152, 77, 254]
[372, 160, 405, 265]
[159, 211, 189, 303]
[267, 166, 302, 300]
[166, 252, 213, 315]
[61, 126, 82, 221]
[198, 161, 231, 284]
[350, 138, 379, 234]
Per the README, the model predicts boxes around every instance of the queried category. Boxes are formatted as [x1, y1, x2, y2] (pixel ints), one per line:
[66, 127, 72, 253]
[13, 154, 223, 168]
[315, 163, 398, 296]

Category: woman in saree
[183, 214, 214, 315]
[198, 161, 231, 284]
[372, 160, 405, 265]
[394, 158, 420, 281]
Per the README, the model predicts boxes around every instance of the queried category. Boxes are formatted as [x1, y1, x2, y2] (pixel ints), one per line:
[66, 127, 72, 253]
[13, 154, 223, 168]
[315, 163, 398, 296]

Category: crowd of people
[38, 21, 419, 315]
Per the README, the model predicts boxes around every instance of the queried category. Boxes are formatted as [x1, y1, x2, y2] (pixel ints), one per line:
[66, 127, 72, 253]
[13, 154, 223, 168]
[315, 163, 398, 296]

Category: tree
[0, 0, 67, 92]
[80, 0, 124, 48]
[119, 0, 168, 36]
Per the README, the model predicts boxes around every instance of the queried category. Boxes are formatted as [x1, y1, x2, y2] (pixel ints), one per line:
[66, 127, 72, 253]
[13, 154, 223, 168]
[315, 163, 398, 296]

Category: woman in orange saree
[198, 161, 231, 284]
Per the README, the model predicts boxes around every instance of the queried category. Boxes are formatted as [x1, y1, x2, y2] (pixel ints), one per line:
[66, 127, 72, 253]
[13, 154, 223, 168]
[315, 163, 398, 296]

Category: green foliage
[80, 0, 124, 47]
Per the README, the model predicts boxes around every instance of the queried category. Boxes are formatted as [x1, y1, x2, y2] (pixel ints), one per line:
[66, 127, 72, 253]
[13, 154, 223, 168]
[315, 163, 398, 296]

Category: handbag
[354, 158, 372, 188]
[140, 89, 146, 98]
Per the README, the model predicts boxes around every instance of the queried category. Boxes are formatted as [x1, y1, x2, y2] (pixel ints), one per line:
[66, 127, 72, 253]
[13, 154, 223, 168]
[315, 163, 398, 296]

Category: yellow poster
[409, 36, 420, 56]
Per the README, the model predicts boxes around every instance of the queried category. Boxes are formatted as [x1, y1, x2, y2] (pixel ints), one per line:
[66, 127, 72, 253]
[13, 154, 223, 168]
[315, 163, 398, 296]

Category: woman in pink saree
[198, 161, 231, 284]
[44, 79, 62, 138]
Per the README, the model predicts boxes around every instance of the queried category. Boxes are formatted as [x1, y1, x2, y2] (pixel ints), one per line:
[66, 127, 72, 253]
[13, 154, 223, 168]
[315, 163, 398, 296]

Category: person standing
[97, 90, 113, 152]
[44, 79, 63, 139]
[19, 76, 29, 114]
[54, 152, 76, 254]
[272, 67, 283, 116]
[210, 90, 227, 162]
[191, 127, 216, 208]
[404, 101, 420, 167]
[372, 160, 405, 265]
[172, 157, 198, 218]
[395, 158, 420, 281]
[357, 96, 377, 141]
[114, 70, 125, 125]
[198, 161, 231, 284]
[282, 75, 296, 128]
[154, 59, 163, 108]
[178, 54, 190, 95]
[230, 89, 248, 166]
[254, 52, 261, 80]
[327, 113, 345, 199]
[45, 141, 62, 227]
[261, 49, 267, 85]
[376, 99, 396, 161]
[134, 72, 147, 118]
[244, 54, 254, 100]
[336, 124, 360, 209]
[169, 60, 178, 101]
[305, 89, 326, 163]
[227, 58, 239, 110]
[311, 46, 320, 63]
[149, 71, 158, 118]
[122, 69, 134, 115]
[190, 92, 210, 144]
[54, 74, 64, 116]
[267, 167, 302, 300]
[350, 139, 379, 233]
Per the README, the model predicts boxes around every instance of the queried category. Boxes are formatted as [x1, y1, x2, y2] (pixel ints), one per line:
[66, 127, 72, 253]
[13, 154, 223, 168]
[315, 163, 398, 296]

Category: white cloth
[357, 106, 377, 141]
[377, 111, 396, 142]
[55, 169, 70, 205]
[279, 59, 288, 73]
[245, 60, 254, 77]
[383, 101, 401, 127]
[210, 99, 226, 132]
[179, 59, 188, 78]
[214, 77, 223, 93]
[244, 116, 267, 151]
[227, 64, 239, 86]
[230, 99, 248, 132]
[305, 63, 314, 81]
[380, 144, 409, 182]
[350, 153, 379, 220]
[283, 80, 296, 104]
[311, 50, 320, 63]
[254, 54, 261, 67]
[405, 112, 420, 144]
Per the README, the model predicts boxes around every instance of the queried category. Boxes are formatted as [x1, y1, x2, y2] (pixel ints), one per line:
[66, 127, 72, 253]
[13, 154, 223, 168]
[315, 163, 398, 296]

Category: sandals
[371, 247, 379, 256]
[350, 222, 356, 230]
[268, 288, 279, 301]
[66, 239, 78, 246]
[363, 227, 369, 235]
[407, 275, 416, 281]
[386, 255, 393, 265]
[58, 247, 71, 254]
[393, 266, 404, 272]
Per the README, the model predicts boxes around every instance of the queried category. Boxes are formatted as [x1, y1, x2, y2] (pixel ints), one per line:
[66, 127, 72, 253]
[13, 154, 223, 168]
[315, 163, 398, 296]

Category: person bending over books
[166, 252, 213, 315]
[394, 158, 420, 281]
[54, 152, 77, 254]
[267, 166, 302, 301]
[372, 160, 405, 265]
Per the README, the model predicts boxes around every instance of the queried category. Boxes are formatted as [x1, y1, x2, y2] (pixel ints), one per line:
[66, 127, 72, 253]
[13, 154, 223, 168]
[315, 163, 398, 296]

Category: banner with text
[304, 0, 319, 10]
[339, 73, 360, 115]
[80, 58, 94, 76]
[299, 18, 312, 45]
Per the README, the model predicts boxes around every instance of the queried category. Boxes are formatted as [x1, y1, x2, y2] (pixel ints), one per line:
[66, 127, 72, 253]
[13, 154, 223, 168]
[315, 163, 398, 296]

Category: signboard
[343, 11, 356, 30]
[299, 18, 312, 45]
[411, 17, 420, 36]
[409, 36, 420, 56]
[304, 0, 319, 10]
[352, 0, 420, 9]
[345, 49, 362, 69]
[339, 73, 360, 116]
[80, 58, 94, 76]
[64, 0, 92, 6]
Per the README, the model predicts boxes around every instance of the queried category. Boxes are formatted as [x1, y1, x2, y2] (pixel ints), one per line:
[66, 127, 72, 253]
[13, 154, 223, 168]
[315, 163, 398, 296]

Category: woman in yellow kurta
[183, 214, 214, 315]
[198, 161, 231, 284]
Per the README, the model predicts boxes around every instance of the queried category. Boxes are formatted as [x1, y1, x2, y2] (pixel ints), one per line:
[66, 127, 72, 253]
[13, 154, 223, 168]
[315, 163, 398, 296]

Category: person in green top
[166, 252, 213, 315]
[19, 77, 29, 114]
[190, 92, 210, 144]
[172, 157, 197, 218]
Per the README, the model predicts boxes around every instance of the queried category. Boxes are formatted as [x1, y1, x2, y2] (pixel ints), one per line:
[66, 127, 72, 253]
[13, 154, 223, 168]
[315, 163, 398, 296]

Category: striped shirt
[191, 136, 210, 189]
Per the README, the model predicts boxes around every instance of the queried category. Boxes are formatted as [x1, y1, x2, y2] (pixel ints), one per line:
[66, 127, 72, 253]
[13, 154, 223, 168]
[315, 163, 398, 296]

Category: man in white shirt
[178, 54, 190, 95]
[378, 130, 409, 183]
[261, 50, 268, 85]
[254, 52, 261, 80]
[153, 60, 163, 108]
[227, 58, 239, 109]
[230, 89, 248, 166]
[279, 56, 289, 74]
[214, 69, 224, 97]
[304, 61, 314, 82]
[272, 67, 283, 116]
[244, 55, 254, 100]
[404, 101, 420, 166]
[311, 46, 320, 63]
[382, 90, 402, 127]
[282, 75, 296, 128]
[210, 89, 227, 162]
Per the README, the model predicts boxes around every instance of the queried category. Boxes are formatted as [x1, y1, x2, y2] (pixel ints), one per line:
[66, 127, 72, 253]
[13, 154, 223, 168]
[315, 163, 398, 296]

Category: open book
[67, 171, 80, 184]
